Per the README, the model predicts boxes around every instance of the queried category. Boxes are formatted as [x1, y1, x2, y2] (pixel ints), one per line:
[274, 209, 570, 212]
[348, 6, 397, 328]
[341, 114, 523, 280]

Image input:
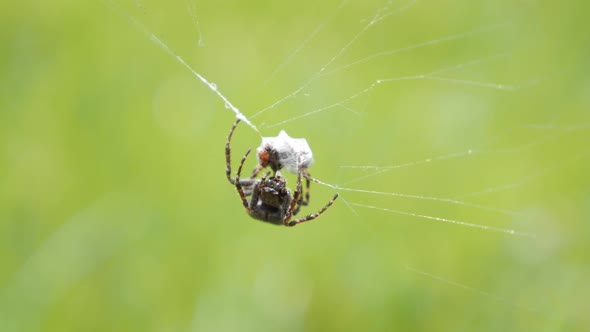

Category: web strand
[251, 0, 418, 119]
[320, 23, 511, 78]
[405, 265, 540, 312]
[338, 122, 584, 185]
[186, 0, 204, 47]
[306, 176, 518, 217]
[453, 149, 590, 199]
[263, 52, 516, 129]
[350, 202, 535, 237]
[263, 0, 350, 85]
[104, 0, 260, 134]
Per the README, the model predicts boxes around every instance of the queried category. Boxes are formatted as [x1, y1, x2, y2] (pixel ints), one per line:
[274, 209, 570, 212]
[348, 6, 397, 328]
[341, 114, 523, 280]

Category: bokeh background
[1, 0, 589, 331]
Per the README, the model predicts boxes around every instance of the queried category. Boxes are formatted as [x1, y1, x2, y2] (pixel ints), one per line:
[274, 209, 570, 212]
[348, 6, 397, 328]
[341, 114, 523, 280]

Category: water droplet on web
[224, 102, 231, 109]
[210, 83, 217, 90]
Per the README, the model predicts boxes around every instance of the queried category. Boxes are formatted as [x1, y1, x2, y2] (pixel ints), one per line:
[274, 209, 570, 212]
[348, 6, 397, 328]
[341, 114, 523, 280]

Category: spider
[225, 119, 339, 226]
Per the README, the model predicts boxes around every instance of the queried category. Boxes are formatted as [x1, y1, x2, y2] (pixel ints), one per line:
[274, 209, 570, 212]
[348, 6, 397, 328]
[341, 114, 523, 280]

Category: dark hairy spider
[225, 119, 338, 226]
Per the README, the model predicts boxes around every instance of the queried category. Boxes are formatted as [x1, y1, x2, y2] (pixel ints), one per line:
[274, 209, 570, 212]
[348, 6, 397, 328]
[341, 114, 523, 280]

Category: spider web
[7, 0, 585, 330]
[111, 0, 589, 322]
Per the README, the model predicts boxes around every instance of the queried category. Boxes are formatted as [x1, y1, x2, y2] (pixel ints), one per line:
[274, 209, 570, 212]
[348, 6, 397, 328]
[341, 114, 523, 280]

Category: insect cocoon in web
[256, 130, 315, 174]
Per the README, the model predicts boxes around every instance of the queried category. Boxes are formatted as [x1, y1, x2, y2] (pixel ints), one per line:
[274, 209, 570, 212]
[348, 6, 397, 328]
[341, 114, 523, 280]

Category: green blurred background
[1, 0, 589, 331]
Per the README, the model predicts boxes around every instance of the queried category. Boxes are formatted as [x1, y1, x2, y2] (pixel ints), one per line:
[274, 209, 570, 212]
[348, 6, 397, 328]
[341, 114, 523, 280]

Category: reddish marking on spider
[258, 148, 270, 168]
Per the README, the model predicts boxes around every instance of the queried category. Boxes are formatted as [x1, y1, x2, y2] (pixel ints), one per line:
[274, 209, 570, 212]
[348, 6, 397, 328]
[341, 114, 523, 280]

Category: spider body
[240, 169, 293, 225]
[226, 119, 338, 226]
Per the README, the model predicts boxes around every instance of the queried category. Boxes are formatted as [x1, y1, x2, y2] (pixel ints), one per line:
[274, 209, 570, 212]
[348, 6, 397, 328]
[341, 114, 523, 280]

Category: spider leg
[225, 118, 241, 185]
[260, 171, 271, 183]
[235, 148, 252, 209]
[249, 164, 264, 179]
[226, 118, 257, 195]
[302, 171, 311, 204]
[226, 118, 266, 193]
[286, 193, 339, 227]
[292, 173, 311, 216]
[283, 162, 303, 224]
